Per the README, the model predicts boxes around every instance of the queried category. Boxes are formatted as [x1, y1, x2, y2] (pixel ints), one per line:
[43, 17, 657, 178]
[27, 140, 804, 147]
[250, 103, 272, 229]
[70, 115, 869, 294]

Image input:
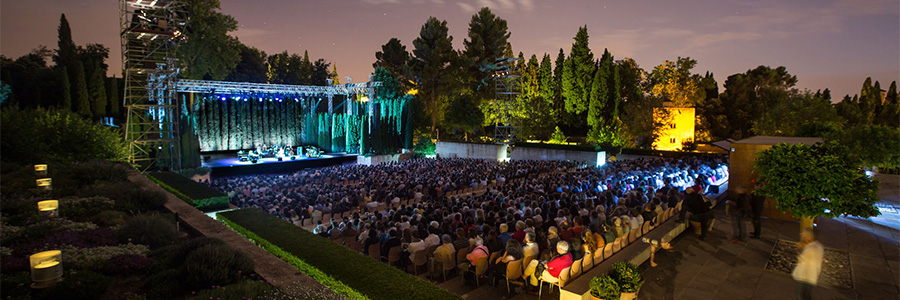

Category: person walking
[729, 187, 750, 243]
[792, 228, 824, 300]
[750, 182, 765, 239]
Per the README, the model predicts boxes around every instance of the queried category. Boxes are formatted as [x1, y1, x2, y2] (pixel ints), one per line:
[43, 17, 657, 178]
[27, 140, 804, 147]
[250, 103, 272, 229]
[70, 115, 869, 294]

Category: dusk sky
[2, 0, 897, 99]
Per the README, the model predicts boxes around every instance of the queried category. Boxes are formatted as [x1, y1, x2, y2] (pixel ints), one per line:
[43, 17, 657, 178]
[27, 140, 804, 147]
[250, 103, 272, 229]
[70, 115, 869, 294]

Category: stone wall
[510, 146, 606, 167]
[435, 141, 507, 161]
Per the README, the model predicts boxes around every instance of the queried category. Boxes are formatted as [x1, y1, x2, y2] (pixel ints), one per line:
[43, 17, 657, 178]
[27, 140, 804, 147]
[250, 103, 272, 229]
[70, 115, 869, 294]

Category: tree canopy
[754, 141, 880, 219]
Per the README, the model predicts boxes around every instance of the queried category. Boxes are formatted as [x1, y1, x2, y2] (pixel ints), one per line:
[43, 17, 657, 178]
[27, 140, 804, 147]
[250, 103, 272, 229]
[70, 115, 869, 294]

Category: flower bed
[218, 208, 462, 300]
[147, 171, 229, 210]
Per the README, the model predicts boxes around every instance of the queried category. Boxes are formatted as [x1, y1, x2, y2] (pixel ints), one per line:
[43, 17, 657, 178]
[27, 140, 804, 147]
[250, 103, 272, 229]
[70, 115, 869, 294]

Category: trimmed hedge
[514, 142, 605, 152]
[147, 172, 229, 210]
[218, 208, 461, 300]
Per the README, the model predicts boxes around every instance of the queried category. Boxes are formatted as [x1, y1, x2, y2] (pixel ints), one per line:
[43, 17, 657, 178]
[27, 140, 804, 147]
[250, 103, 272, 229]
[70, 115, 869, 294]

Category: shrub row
[218, 208, 461, 300]
[146, 172, 229, 210]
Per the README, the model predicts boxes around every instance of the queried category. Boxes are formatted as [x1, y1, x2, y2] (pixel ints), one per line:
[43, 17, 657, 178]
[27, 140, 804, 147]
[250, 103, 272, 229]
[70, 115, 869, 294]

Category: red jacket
[547, 253, 573, 278]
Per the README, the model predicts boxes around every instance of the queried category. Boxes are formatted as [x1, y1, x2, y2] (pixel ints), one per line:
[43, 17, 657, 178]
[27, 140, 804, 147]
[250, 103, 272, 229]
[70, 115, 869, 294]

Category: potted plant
[609, 261, 643, 300]
[589, 275, 620, 300]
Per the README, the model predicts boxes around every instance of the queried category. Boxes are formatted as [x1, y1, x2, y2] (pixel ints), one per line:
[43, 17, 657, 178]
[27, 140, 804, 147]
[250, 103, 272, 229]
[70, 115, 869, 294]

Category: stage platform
[201, 152, 357, 177]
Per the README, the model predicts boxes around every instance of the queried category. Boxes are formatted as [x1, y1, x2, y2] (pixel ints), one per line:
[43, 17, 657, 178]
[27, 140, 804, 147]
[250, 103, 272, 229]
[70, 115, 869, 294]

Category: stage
[201, 152, 357, 177]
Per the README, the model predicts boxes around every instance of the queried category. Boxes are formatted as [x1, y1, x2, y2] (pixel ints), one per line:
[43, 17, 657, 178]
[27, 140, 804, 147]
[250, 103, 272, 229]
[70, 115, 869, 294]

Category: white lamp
[30, 250, 63, 288]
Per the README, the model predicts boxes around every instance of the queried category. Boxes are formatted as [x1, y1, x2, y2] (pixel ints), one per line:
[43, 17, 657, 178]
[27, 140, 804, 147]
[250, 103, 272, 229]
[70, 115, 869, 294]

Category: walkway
[639, 201, 899, 299]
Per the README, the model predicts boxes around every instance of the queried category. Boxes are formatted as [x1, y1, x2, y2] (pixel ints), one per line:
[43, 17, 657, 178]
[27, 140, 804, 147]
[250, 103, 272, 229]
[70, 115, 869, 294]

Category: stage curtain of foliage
[193, 96, 301, 151]
[753, 141, 880, 219]
[0, 107, 127, 164]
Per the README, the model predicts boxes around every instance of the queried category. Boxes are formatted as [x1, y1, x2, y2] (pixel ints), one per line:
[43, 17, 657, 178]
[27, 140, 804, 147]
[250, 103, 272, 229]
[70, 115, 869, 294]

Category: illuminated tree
[463, 7, 510, 91]
[88, 61, 107, 118]
[648, 57, 703, 108]
[330, 64, 340, 85]
[754, 141, 880, 230]
[562, 26, 594, 115]
[409, 17, 455, 133]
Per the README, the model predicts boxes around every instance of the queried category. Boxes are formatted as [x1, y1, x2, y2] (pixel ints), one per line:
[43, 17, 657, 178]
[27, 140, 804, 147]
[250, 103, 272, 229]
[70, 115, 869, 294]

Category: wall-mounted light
[30, 250, 63, 288]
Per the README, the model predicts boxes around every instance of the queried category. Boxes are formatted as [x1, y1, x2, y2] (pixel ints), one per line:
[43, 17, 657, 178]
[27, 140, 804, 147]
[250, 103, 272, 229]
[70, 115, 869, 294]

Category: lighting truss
[176, 79, 381, 96]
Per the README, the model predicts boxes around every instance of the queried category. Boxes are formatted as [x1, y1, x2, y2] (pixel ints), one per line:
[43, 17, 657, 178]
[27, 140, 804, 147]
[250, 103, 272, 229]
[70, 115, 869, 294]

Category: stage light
[220, 96, 226, 101]
[360, 96, 370, 102]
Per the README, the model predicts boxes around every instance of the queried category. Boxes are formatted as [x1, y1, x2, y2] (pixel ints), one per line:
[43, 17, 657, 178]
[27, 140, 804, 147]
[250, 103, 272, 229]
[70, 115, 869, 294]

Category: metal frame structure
[493, 57, 522, 144]
[120, 0, 188, 172]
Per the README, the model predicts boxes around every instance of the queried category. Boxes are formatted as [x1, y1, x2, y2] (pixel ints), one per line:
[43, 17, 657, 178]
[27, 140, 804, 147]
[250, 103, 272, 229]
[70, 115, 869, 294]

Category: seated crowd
[211, 155, 728, 290]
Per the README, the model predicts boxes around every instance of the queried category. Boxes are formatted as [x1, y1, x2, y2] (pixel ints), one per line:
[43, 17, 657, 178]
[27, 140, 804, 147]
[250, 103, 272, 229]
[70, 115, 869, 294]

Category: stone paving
[639, 175, 900, 300]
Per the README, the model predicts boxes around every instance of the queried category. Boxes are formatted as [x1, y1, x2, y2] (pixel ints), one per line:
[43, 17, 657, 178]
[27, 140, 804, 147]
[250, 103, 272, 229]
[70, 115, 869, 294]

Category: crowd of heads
[210, 155, 728, 260]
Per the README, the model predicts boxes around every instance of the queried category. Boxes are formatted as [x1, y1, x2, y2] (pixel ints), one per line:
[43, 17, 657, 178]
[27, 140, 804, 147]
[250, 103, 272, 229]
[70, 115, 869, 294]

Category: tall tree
[751, 90, 841, 136]
[225, 43, 267, 83]
[60, 67, 72, 111]
[719, 65, 797, 139]
[54, 14, 78, 73]
[88, 61, 107, 118]
[553, 49, 567, 123]
[648, 57, 704, 107]
[695, 72, 728, 141]
[373, 38, 410, 77]
[562, 26, 594, 115]
[72, 61, 91, 117]
[462, 7, 510, 91]
[311, 59, 331, 86]
[330, 64, 340, 85]
[179, 0, 241, 80]
[875, 81, 899, 127]
[408, 17, 455, 133]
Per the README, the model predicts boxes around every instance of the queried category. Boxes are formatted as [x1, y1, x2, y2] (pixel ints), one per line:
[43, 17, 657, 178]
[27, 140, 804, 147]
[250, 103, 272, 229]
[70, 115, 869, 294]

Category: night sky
[2, 0, 897, 99]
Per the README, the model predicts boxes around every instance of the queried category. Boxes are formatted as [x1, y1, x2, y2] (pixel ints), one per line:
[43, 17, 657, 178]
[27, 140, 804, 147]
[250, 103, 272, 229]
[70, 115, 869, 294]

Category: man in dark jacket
[750, 182, 765, 239]
[684, 187, 711, 240]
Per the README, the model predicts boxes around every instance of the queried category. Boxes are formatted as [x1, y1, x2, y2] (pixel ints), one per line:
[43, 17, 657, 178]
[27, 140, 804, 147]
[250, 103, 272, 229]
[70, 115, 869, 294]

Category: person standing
[684, 187, 711, 240]
[792, 228, 824, 300]
[750, 182, 765, 239]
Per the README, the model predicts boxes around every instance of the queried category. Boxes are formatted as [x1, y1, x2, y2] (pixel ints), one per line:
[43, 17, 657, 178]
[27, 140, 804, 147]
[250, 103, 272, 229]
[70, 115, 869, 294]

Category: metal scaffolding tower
[120, 0, 188, 172]
[493, 57, 521, 144]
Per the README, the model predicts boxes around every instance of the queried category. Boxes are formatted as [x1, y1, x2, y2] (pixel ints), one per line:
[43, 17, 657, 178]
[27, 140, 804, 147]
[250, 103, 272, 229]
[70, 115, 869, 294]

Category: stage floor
[201, 152, 357, 177]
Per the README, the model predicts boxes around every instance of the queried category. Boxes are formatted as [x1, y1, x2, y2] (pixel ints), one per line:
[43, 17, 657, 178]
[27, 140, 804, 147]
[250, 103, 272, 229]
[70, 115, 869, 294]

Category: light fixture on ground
[36, 178, 52, 191]
[34, 164, 48, 176]
[30, 250, 63, 288]
[37, 200, 59, 217]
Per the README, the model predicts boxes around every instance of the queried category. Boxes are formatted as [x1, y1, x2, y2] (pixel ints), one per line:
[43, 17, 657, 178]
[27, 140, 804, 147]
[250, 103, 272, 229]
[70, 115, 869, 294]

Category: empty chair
[504, 258, 524, 294]
[628, 229, 638, 243]
[522, 254, 538, 274]
[346, 238, 363, 252]
[592, 247, 604, 264]
[440, 253, 456, 281]
[642, 222, 650, 235]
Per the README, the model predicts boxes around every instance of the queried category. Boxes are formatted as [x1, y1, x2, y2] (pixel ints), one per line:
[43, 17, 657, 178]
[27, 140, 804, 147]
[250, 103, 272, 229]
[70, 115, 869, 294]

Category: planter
[620, 292, 637, 300]
[689, 217, 716, 235]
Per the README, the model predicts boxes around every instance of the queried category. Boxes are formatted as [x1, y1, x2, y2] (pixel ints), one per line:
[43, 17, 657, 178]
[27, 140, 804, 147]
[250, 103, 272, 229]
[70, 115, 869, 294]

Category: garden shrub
[123, 189, 169, 212]
[58, 196, 115, 221]
[0, 107, 127, 165]
[60, 243, 150, 270]
[182, 244, 254, 289]
[13, 227, 116, 256]
[92, 210, 127, 227]
[186, 279, 274, 300]
[117, 214, 176, 248]
[219, 208, 461, 300]
[146, 172, 228, 210]
[107, 254, 154, 274]
[41, 270, 111, 300]
[0, 271, 32, 299]
[143, 268, 185, 299]
[55, 160, 128, 188]
[0, 256, 29, 273]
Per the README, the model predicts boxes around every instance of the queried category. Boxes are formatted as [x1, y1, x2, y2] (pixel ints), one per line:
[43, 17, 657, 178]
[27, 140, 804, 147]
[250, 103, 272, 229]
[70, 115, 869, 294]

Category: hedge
[218, 208, 462, 300]
[147, 172, 229, 210]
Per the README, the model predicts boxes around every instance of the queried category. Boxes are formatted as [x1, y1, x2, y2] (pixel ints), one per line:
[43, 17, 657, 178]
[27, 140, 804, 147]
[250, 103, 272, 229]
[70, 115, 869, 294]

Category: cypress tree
[89, 62, 107, 118]
[72, 61, 91, 117]
[55, 14, 77, 73]
[562, 26, 594, 115]
[60, 67, 72, 111]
